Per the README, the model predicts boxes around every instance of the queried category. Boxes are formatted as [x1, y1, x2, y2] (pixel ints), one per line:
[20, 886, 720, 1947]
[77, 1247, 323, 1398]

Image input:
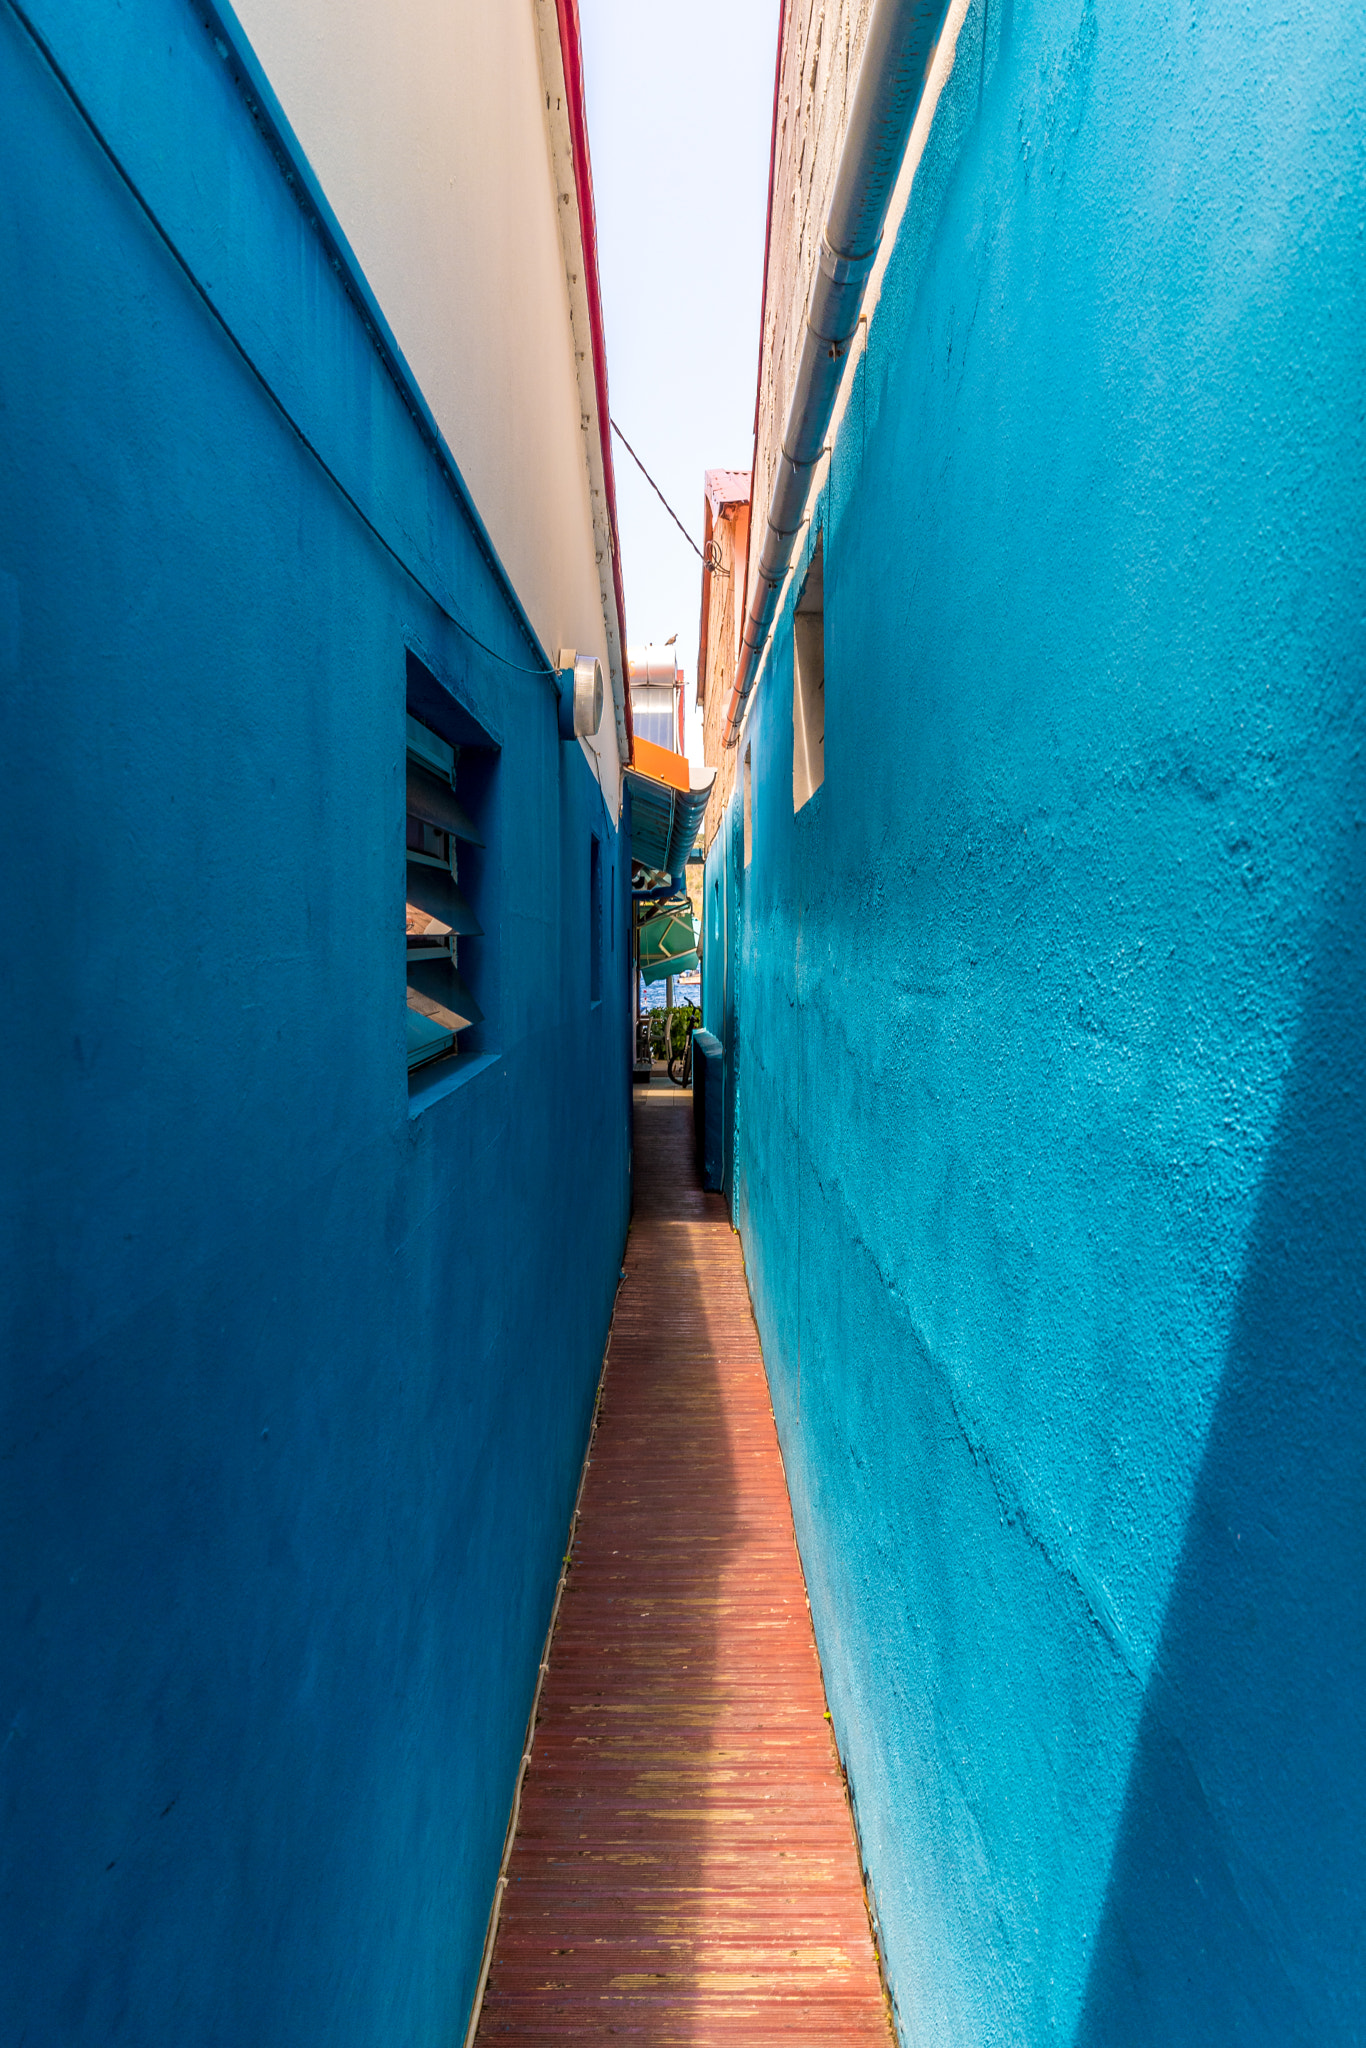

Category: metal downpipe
[724, 0, 952, 747]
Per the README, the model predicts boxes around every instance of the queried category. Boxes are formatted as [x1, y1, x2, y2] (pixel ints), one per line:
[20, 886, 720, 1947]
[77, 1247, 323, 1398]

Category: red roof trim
[553, 0, 634, 755]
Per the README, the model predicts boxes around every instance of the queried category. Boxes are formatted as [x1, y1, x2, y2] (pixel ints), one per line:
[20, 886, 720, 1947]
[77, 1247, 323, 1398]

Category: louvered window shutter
[406, 714, 483, 1067]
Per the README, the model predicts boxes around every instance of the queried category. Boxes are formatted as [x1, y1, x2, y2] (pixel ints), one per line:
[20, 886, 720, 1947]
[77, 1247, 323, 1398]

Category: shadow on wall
[1074, 757, 1366, 2046]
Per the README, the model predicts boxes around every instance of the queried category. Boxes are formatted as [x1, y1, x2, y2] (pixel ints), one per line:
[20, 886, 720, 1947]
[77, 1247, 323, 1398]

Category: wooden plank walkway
[475, 1084, 892, 2045]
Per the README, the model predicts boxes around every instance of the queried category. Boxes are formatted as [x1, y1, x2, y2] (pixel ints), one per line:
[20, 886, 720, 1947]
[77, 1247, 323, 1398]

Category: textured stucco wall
[0, 3, 631, 2040]
[716, 0, 1366, 2041]
[701, 826, 735, 1197]
[231, 0, 624, 809]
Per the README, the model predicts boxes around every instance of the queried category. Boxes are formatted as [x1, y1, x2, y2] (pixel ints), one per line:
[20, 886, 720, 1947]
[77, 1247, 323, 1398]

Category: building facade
[696, 469, 751, 850]
[1, 1, 632, 2041]
[699, 1, 1366, 2042]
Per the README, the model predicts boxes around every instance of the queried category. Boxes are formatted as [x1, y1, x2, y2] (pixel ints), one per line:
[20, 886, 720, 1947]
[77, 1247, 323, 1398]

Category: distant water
[641, 972, 700, 1013]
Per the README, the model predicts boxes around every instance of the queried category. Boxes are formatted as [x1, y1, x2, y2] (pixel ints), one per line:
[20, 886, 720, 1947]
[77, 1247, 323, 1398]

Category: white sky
[577, 0, 778, 768]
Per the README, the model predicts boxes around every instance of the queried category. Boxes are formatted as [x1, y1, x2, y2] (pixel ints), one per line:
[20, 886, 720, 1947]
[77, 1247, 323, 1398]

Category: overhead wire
[610, 417, 706, 565]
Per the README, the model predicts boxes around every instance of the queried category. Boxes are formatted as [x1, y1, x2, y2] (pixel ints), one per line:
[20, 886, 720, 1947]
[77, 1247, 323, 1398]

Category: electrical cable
[609, 417, 705, 565]
[5, 0, 556, 681]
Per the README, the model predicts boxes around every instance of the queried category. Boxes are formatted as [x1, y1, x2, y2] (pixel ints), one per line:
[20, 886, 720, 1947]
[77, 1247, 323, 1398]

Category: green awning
[641, 953, 699, 983]
[638, 906, 699, 980]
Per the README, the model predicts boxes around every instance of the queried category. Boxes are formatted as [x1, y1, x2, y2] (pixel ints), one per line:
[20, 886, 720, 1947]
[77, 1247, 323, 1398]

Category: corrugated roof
[625, 767, 712, 880]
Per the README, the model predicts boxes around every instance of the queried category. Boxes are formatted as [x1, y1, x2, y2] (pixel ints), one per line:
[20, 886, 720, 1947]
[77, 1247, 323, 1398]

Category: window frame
[403, 653, 499, 1088]
[793, 531, 825, 812]
[743, 743, 753, 867]
[589, 831, 603, 1006]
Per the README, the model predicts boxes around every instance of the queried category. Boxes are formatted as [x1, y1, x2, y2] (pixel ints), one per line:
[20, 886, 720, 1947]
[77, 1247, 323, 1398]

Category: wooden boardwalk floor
[475, 1085, 892, 2045]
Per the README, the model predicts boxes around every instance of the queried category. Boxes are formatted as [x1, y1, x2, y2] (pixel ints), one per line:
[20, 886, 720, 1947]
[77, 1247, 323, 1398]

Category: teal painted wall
[710, 0, 1366, 2040]
[0, 3, 631, 2040]
[701, 800, 745, 1203]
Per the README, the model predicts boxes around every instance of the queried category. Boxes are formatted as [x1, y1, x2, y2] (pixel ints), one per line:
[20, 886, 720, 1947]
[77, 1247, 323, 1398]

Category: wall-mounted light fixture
[556, 650, 605, 740]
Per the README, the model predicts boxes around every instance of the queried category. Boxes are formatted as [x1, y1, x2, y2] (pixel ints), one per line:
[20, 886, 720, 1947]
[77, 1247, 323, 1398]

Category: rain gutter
[551, 0, 635, 761]
[725, 0, 953, 748]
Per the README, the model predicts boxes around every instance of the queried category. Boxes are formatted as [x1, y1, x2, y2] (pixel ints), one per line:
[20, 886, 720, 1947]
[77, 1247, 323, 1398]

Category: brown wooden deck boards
[475, 1085, 892, 2045]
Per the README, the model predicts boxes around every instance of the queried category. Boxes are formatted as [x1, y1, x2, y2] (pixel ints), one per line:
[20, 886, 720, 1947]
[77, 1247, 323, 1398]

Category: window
[405, 712, 484, 1070]
[743, 743, 753, 867]
[403, 653, 499, 1083]
[589, 833, 603, 1005]
[793, 531, 825, 810]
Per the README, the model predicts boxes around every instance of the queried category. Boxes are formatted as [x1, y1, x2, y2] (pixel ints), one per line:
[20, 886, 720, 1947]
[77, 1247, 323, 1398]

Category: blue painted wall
[701, 800, 745, 1200]
[711, 1, 1366, 2040]
[0, 3, 631, 2040]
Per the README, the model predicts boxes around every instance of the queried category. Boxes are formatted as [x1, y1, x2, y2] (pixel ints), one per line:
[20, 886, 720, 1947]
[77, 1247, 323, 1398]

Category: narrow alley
[6, 0, 1364, 2041]
[474, 1085, 890, 2044]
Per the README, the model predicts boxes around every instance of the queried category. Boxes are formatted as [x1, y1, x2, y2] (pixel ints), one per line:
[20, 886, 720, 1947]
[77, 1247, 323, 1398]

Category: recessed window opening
[403, 653, 499, 1085]
[590, 832, 603, 1005]
[743, 744, 753, 867]
[793, 530, 825, 811]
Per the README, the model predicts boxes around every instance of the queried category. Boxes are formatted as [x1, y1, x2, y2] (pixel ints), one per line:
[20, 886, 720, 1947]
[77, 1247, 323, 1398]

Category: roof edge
[553, 0, 634, 758]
